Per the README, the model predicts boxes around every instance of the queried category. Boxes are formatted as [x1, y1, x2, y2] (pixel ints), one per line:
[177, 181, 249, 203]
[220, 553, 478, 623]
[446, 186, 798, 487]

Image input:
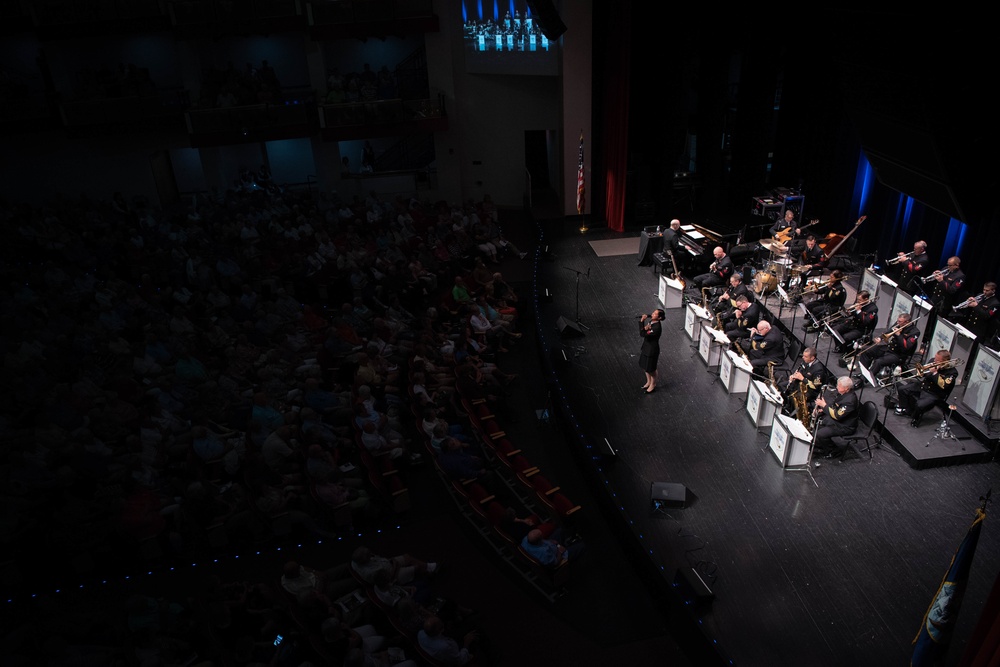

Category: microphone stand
[562, 266, 591, 331]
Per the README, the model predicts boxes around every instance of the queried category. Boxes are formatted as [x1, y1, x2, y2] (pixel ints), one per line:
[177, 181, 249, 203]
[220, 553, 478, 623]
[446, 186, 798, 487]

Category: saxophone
[792, 381, 811, 430]
[701, 287, 711, 310]
[767, 360, 781, 395]
[715, 312, 724, 330]
[733, 340, 750, 363]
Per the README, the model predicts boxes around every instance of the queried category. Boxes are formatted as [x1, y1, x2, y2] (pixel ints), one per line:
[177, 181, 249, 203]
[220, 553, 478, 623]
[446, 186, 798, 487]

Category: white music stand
[720, 350, 753, 395]
[746, 379, 782, 432]
[659, 275, 684, 309]
[698, 323, 729, 369]
[685, 303, 711, 340]
[768, 413, 813, 468]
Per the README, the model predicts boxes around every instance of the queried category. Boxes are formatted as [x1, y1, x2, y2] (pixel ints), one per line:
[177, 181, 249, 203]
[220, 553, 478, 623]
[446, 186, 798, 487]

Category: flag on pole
[576, 131, 586, 215]
[912, 506, 987, 667]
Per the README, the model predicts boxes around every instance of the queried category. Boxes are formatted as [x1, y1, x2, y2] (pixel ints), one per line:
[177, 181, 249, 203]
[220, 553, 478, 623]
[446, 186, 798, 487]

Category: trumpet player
[894, 240, 928, 293]
[803, 270, 847, 332]
[894, 350, 958, 427]
[812, 376, 860, 459]
[688, 246, 733, 290]
[858, 313, 920, 378]
[930, 256, 966, 314]
[833, 290, 878, 353]
[957, 282, 999, 343]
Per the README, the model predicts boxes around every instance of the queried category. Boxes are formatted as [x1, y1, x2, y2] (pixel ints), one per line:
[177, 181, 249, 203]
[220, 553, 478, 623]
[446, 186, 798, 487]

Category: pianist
[688, 246, 734, 291]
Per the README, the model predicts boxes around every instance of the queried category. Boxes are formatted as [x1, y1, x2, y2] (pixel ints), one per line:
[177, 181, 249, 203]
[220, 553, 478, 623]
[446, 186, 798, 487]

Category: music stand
[785, 414, 821, 487]
[822, 321, 846, 369]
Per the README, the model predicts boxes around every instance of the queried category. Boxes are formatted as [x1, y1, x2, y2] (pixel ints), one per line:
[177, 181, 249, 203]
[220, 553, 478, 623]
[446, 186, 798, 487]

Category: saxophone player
[894, 350, 958, 427]
[783, 347, 828, 416]
[812, 377, 860, 459]
[724, 295, 762, 339]
[739, 319, 784, 371]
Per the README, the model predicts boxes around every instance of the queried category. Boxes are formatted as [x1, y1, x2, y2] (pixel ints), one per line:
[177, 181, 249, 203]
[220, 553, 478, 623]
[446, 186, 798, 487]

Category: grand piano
[652, 221, 741, 274]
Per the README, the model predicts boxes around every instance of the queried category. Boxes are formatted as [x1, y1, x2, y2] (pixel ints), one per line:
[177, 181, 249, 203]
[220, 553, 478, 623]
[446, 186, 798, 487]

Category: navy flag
[912, 506, 987, 666]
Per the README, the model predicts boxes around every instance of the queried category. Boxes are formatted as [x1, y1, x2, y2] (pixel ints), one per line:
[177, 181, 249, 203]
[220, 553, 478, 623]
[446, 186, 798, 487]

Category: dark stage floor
[532, 221, 1000, 667]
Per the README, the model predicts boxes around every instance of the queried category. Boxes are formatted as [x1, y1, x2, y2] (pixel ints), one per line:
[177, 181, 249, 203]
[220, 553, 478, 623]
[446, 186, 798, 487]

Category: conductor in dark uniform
[812, 376, 860, 458]
[639, 309, 664, 394]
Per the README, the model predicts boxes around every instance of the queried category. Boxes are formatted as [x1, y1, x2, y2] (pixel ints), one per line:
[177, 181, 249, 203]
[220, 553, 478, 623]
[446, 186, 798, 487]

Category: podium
[698, 323, 728, 368]
[746, 380, 782, 431]
[720, 350, 753, 395]
[659, 275, 684, 309]
[768, 413, 813, 468]
[685, 303, 711, 340]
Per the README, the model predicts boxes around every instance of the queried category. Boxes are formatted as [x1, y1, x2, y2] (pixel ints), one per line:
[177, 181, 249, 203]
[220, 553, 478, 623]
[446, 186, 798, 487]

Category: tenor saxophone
[701, 287, 711, 310]
[733, 340, 750, 363]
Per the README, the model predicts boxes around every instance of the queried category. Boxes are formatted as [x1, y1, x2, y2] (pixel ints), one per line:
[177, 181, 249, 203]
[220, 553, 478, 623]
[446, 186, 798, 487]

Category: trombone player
[803, 270, 847, 332]
[833, 290, 878, 354]
[893, 349, 959, 427]
[858, 312, 920, 378]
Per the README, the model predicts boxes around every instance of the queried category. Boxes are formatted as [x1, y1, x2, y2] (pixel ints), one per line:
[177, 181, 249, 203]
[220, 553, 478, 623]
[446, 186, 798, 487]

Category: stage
[532, 223, 1000, 666]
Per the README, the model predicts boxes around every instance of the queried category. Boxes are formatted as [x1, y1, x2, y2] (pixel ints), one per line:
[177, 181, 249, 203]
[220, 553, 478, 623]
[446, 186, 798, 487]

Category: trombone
[845, 313, 924, 359]
[920, 267, 951, 283]
[886, 250, 915, 265]
[798, 274, 851, 297]
[893, 358, 964, 382]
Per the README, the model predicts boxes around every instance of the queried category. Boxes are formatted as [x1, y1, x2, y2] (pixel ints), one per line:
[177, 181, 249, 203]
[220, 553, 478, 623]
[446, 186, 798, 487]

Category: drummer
[796, 235, 826, 282]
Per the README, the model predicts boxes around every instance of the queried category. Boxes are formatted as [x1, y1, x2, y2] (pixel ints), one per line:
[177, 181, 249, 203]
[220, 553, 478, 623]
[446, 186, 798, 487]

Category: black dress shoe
[909, 418, 920, 428]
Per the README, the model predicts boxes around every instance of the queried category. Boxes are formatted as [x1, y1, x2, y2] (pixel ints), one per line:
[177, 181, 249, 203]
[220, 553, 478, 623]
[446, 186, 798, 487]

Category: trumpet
[894, 358, 964, 382]
[921, 267, 951, 283]
[886, 250, 916, 265]
[953, 292, 989, 311]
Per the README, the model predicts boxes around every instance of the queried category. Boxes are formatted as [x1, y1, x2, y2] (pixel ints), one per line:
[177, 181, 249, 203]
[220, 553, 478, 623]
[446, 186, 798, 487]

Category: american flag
[576, 131, 586, 215]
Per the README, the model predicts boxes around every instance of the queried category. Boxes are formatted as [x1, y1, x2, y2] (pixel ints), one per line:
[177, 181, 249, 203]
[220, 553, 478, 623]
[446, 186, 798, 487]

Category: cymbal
[759, 239, 788, 255]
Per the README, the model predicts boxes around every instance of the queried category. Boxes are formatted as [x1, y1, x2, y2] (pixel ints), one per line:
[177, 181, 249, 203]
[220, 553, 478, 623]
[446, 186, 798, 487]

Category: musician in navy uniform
[804, 270, 847, 331]
[796, 235, 826, 282]
[784, 347, 829, 414]
[894, 349, 959, 427]
[770, 209, 805, 259]
[930, 256, 967, 314]
[740, 319, 784, 371]
[895, 240, 929, 294]
[834, 290, 878, 354]
[661, 218, 686, 274]
[859, 313, 920, 378]
[639, 309, 664, 394]
[812, 377, 859, 458]
[689, 246, 733, 291]
[724, 295, 762, 339]
[958, 281, 999, 346]
[715, 274, 752, 319]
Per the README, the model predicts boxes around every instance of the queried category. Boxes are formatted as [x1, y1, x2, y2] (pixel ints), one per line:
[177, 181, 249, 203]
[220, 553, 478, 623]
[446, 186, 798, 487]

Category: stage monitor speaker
[650, 481, 689, 509]
[525, 0, 567, 40]
[556, 315, 584, 338]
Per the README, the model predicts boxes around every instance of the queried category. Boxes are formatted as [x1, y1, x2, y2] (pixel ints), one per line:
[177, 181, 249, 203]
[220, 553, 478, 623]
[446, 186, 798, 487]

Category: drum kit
[753, 239, 798, 293]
